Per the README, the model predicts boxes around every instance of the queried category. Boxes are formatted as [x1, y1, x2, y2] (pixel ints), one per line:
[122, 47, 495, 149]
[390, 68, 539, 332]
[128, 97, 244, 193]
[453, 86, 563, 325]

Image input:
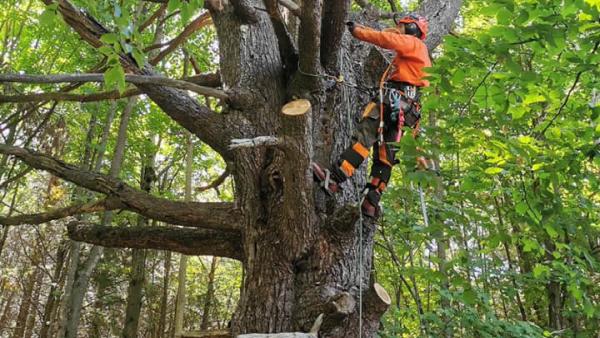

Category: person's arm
[348, 23, 414, 54]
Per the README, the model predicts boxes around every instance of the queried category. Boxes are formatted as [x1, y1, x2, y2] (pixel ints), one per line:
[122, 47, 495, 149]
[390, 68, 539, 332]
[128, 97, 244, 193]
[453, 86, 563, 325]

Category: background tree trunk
[63, 98, 135, 338]
[122, 151, 156, 338]
[12, 267, 40, 338]
[158, 250, 171, 338]
[174, 130, 194, 337]
[40, 241, 68, 338]
[200, 257, 219, 330]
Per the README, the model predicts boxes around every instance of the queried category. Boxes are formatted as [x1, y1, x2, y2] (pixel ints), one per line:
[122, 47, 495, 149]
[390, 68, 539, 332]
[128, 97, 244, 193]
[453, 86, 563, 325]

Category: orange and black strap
[339, 142, 370, 177]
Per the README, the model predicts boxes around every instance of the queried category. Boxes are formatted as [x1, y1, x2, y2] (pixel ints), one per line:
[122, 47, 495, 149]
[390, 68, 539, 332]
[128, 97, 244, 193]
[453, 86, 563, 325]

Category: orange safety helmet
[397, 14, 428, 40]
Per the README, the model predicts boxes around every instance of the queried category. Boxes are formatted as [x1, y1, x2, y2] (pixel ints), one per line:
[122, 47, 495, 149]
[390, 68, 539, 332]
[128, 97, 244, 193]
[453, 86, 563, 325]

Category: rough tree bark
[1, 0, 462, 336]
[122, 148, 156, 338]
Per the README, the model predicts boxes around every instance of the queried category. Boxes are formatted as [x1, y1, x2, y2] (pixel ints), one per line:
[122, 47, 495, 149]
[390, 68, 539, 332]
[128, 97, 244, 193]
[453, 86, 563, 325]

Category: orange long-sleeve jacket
[352, 26, 431, 87]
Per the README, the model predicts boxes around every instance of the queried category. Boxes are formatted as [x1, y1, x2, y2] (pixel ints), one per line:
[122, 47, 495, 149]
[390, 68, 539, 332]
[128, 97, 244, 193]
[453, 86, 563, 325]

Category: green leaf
[496, 8, 513, 25]
[39, 9, 57, 27]
[462, 288, 478, 305]
[524, 93, 546, 105]
[518, 135, 534, 144]
[511, 106, 527, 119]
[523, 238, 540, 253]
[567, 282, 583, 301]
[515, 202, 528, 215]
[168, 0, 182, 12]
[180, 3, 192, 23]
[544, 223, 559, 238]
[484, 167, 503, 175]
[132, 48, 146, 68]
[99, 46, 114, 56]
[533, 264, 549, 278]
[100, 33, 120, 45]
[546, 127, 562, 140]
[104, 64, 126, 94]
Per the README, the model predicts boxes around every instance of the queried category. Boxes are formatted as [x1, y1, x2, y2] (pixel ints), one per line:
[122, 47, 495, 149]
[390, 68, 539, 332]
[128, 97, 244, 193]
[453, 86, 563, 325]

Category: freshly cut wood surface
[281, 99, 311, 116]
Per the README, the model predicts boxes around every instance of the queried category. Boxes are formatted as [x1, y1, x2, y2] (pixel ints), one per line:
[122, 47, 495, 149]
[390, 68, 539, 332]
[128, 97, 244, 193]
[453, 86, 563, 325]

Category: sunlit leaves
[379, 0, 600, 335]
[104, 63, 126, 94]
[39, 3, 59, 27]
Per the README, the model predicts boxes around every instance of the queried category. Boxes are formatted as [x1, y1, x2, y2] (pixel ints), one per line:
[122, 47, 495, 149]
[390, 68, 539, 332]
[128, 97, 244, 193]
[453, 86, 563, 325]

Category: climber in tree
[313, 15, 432, 218]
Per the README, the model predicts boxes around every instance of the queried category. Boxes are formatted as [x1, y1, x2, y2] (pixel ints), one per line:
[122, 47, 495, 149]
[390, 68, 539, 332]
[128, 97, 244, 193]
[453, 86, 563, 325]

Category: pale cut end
[281, 99, 311, 116]
[374, 283, 391, 305]
[309, 314, 324, 335]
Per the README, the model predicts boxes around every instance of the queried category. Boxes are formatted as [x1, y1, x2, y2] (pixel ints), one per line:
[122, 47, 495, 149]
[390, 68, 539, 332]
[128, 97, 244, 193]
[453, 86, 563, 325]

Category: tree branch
[45, 0, 235, 157]
[416, 0, 464, 51]
[231, 0, 259, 24]
[196, 168, 230, 192]
[0, 198, 122, 226]
[228, 136, 283, 150]
[0, 72, 222, 104]
[0, 144, 241, 231]
[279, 0, 301, 17]
[264, 0, 299, 74]
[149, 12, 213, 65]
[184, 72, 222, 87]
[0, 74, 228, 100]
[138, 3, 168, 32]
[0, 167, 32, 190]
[0, 88, 141, 103]
[298, 0, 323, 75]
[67, 222, 244, 261]
[320, 0, 351, 72]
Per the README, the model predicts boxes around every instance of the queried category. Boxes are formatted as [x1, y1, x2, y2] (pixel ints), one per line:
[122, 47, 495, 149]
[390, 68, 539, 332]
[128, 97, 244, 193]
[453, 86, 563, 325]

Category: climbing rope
[418, 184, 430, 228]
[353, 179, 366, 338]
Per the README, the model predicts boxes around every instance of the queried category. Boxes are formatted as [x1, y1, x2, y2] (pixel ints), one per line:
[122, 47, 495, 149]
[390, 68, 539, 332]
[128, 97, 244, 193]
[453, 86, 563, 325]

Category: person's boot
[361, 188, 381, 218]
[311, 162, 341, 194]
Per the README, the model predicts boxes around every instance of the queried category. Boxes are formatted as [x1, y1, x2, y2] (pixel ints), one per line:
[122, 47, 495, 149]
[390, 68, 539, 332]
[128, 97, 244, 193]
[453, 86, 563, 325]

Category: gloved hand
[346, 21, 356, 33]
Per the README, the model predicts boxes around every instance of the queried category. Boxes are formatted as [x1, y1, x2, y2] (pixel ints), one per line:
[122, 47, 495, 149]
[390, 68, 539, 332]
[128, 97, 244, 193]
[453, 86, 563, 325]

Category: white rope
[418, 185, 429, 228]
[354, 180, 366, 338]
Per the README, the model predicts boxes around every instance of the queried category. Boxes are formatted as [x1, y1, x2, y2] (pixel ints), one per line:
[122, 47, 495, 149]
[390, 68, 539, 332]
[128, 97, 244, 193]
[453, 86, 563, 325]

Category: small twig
[196, 168, 230, 192]
[537, 40, 599, 138]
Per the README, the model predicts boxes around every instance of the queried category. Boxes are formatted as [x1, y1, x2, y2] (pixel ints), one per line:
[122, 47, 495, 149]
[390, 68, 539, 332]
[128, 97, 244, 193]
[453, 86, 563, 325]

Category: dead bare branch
[0, 73, 228, 100]
[0, 198, 123, 226]
[68, 222, 244, 260]
[149, 12, 212, 65]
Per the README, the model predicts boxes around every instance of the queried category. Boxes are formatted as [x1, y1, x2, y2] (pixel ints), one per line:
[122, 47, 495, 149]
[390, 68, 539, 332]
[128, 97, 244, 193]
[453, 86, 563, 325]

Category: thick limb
[0, 143, 240, 231]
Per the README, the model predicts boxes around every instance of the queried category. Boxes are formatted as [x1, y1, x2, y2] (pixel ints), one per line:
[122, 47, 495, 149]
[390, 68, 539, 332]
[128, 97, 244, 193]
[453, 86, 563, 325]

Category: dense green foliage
[377, 0, 600, 336]
[0, 0, 598, 337]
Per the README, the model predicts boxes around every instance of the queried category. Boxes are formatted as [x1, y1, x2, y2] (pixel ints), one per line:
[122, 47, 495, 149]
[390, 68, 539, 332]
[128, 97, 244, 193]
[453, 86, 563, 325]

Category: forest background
[0, 0, 599, 337]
